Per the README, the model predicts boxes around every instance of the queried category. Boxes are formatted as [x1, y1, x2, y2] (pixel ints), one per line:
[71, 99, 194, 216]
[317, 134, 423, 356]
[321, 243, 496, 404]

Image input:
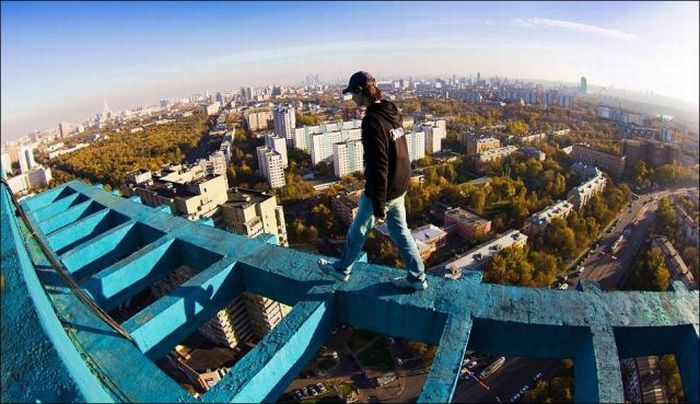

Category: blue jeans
[333, 192, 426, 282]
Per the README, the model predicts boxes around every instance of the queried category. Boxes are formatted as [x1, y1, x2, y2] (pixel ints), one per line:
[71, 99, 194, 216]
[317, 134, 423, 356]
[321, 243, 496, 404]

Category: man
[317, 71, 427, 290]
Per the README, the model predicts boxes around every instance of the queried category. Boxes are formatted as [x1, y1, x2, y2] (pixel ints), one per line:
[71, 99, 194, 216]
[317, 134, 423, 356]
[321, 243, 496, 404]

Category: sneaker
[391, 276, 428, 291]
[317, 258, 350, 282]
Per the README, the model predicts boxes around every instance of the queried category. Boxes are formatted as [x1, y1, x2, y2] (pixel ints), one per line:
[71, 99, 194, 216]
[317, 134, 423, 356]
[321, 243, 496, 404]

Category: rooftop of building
[444, 207, 490, 224]
[223, 187, 274, 208]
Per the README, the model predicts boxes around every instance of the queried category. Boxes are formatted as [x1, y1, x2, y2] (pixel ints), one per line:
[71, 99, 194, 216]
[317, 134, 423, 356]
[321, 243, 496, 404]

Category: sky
[2, 1, 698, 140]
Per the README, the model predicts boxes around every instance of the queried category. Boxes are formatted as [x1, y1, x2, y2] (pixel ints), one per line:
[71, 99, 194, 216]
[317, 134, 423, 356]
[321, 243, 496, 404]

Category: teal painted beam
[575, 326, 624, 403]
[22, 239, 195, 403]
[675, 324, 699, 404]
[203, 296, 337, 403]
[62, 222, 165, 280]
[418, 316, 472, 403]
[30, 191, 87, 223]
[124, 258, 241, 359]
[80, 236, 176, 309]
[47, 209, 127, 255]
[1, 185, 113, 403]
[38, 200, 105, 235]
[20, 182, 76, 212]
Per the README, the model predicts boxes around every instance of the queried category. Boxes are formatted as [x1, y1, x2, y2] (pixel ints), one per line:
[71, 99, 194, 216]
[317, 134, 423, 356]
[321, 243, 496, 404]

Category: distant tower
[477, 72, 481, 83]
[580, 77, 587, 94]
[102, 99, 111, 121]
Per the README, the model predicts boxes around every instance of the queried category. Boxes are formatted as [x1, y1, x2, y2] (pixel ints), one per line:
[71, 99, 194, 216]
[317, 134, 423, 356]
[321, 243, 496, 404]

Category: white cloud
[513, 17, 636, 41]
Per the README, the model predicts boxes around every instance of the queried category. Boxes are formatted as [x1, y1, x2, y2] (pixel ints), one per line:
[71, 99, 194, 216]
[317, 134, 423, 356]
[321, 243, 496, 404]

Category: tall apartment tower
[256, 146, 286, 189]
[273, 104, 296, 145]
[580, 77, 587, 94]
[405, 130, 426, 162]
[333, 140, 364, 178]
[421, 120, 446, 155]
[18, 146, 36, 173]
[265, 134, 288, 168]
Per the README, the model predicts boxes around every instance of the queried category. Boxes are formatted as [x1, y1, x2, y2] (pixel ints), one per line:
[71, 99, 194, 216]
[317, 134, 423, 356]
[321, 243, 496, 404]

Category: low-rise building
[570, 144, 626, 178]
[443, 207, 492, 239]
[650, 236, 696, 290]
[519, 146, 546, 161]
[476, 145, 518, 163]
[525, 200, 574, 234]
[331, 190, 362, 227]
[674, 205, 699, 246]
[466, 136, 501, 155]
[445, 230, 528, 275]
[376, 223, 448, 260]
[568, 169, 606, 209]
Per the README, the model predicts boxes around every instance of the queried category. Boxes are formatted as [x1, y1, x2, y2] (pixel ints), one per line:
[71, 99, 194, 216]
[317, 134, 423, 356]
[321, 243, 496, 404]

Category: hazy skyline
[2, 1, 698, 140]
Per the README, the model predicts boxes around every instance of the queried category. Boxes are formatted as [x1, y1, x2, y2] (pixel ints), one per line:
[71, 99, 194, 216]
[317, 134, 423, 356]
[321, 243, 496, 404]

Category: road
[569, 186, 695, 290]
[452, 357, 561, 403]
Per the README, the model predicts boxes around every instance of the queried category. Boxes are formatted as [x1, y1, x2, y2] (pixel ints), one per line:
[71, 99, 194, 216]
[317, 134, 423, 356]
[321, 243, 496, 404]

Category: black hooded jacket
[362, 100, 411, 218]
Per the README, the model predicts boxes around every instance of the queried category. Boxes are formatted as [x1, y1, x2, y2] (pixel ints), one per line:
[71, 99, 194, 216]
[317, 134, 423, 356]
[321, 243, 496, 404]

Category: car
[316, 383, 327, 393]
[308, 385, 319, 396]
[467, 360, 478, 369]
[557, 282, 569, 290]
[577, 266, 585, 275]
[301, 387, 311, 397]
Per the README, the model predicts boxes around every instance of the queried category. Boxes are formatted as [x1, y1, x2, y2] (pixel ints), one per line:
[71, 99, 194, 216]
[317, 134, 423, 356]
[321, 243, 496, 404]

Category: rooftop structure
[444, 230, 528, 274]
[476, 145, 519, 163]
[568, 169, 607, 209]
[525, 200, 574, 233]
[443, 207, 492, 239]
[2, 181, 698, 404]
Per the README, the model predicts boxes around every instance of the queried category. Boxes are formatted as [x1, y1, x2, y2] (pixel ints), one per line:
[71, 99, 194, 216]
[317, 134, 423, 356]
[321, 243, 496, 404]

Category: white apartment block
[419, 120, 446, 154]
[405, 130, 426, 162]
[265, 134, 288, 168]
[256, 146, 286, 189]
[445, 230, 528, 275]
[293, 119, 362, 152]
[568, 170, 606, 209]
[273, 104, 296, 145]
[476, 145, 519, 163]
[333, 140, 364, 178]
[310, 128, 362, 165]
[0, 152, 9, 179]
[525, 200, 574, 233]
[18, 146, 36, 173]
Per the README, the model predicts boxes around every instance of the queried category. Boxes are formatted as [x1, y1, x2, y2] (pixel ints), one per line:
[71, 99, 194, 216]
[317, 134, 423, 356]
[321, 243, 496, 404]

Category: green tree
[545, 217, 577, 258]
[483, 245, 535, 286]
[626, 249, 670, 291]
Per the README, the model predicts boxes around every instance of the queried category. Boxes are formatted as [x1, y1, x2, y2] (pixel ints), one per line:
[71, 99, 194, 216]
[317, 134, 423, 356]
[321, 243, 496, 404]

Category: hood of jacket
[366, 100, 401, 128]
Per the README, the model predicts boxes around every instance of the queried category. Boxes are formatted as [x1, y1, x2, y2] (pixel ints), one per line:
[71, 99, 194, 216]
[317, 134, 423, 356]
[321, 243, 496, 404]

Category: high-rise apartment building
[220, 187, 288, 247]
[273, 104, 296, 145]
[580, 77, 587, 94]
[244, 110, 273, 132]
[405, 130, 425, 162]
[333, 140, 364, 178]
[18, 146, 36, 173]
[256, 146, 286, 189]
[0, 152, 10, 179]
[419, 120, 446, 154]
[264, 134, 287, 168]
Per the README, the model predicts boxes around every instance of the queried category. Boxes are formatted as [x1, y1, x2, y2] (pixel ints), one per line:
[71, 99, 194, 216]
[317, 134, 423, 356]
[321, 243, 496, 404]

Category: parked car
[557, 282, 569, 290]
[316, 383, 327, 393]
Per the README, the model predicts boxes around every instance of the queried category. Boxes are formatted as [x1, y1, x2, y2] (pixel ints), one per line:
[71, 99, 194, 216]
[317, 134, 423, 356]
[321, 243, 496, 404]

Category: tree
[483, 245, 535, 286]
[311, 203, 337, 234]
[544, 217, 577, 258]
[626, 249, 670, 291]
[657, 196, 675, 229]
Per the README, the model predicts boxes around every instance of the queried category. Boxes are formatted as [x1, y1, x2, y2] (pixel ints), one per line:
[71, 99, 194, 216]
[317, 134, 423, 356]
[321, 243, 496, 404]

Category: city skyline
[2, 1, 699, 140]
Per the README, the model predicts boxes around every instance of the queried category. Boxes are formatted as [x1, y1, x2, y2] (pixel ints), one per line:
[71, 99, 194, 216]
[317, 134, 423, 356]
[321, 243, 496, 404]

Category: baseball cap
[342, 71, 376, 94]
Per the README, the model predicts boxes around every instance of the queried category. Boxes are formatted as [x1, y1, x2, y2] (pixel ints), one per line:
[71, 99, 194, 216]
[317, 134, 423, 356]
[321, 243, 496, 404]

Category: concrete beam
[418, 316, 472, 403]
[80, 235, 176, 310]
[123, 258, 241, 360]
[37, 200, 105, 235]
[574, 326, 624, 403]
[30, 191, 86, 223]
[203, 295, 337, 403]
